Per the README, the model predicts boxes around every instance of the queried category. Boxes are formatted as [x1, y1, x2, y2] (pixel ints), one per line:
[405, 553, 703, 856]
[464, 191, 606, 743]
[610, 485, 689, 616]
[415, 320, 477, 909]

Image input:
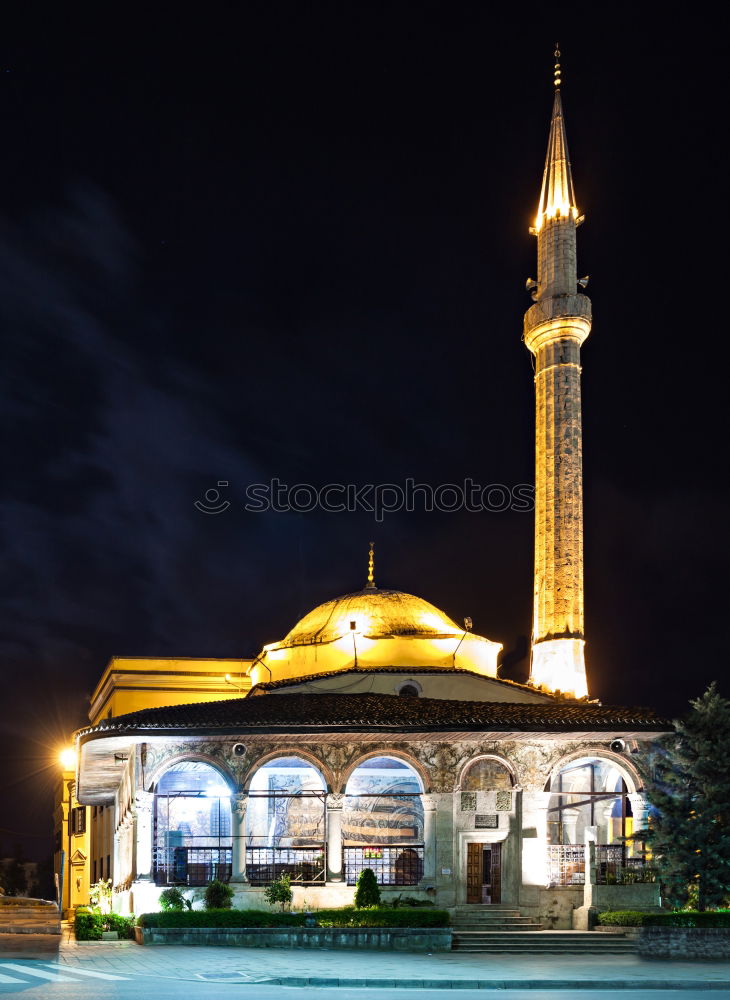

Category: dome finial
[365, 541, 376, 589]
[553, 42, 561, 89]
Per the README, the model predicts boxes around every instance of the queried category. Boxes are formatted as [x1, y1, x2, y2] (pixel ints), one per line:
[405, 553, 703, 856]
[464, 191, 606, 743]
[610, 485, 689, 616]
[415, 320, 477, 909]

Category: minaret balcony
[523, 293, 592, 354]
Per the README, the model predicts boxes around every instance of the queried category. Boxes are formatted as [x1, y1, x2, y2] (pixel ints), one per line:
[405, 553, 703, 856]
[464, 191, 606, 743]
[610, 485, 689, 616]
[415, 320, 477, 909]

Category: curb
[256, 977, 730, 990]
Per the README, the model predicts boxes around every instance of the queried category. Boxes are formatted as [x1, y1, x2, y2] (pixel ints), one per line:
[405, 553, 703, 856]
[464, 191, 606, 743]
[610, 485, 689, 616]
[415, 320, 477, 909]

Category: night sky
[1, 5, 727, 856]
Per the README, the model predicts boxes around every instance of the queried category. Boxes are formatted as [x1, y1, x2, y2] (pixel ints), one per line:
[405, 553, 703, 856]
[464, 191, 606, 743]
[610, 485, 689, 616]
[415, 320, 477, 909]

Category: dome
[253, 584, 502, 687]
[279, 588, 464, 648]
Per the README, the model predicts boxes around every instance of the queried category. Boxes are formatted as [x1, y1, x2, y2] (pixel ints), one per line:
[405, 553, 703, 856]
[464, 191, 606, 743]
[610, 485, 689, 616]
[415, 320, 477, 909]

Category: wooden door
[466, 842, 502, 904]
[466, 842, 482, 903]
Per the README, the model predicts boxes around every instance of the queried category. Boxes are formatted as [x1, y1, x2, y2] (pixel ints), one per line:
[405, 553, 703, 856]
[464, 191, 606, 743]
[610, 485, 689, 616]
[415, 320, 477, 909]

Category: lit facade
[56, 65, 670, 930]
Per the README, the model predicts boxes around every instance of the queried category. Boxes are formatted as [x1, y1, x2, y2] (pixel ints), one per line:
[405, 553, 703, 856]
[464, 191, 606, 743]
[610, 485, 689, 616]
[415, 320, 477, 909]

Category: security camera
[610, 739, 626, 753]
[233, 743, 246, 757]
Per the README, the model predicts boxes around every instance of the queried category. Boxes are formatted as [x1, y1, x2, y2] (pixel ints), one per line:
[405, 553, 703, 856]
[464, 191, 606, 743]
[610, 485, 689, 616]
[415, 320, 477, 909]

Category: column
[421, 793, 437, 884]
[628, 792, 650, 833]
[133, 790, 154, 881]
[231, 793, 248, 883]
[326, 793, 344, 882]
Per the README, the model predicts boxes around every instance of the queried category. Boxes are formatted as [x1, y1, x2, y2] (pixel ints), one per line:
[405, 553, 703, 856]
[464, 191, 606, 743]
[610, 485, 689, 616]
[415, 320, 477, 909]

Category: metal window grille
[245, 847, 325, 885]
[596, 845, 654, 884]
[153, 846, 232, 886]
[547, 844, 585, 886]
[343, 846, 424, 886]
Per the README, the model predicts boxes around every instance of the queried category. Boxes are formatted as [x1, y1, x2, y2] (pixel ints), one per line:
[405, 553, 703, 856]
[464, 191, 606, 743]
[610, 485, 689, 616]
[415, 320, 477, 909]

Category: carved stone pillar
[628, 792, 650, 834]
[231, 793, 248, 883]
[421, 794, 438, 883]
[133, 790, 154, 882]
[326, 793, 344, 882]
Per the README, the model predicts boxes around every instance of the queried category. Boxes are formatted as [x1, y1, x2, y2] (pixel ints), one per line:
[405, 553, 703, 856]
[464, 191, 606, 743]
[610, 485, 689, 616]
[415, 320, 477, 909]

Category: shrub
[75, 909, 135, 940]
[138, 909, 307, 928]
[88, 879, 113, 914]
[644, 911, 730, 928]
[159, 887, 186, 912]
[204, 879, 234, 910]
[597, 911, 652, 927]
[390, 894, 435, 908]
[263, 873, 293, 911]
[354, 868, 381, 909]
[136, 907, 449, 929]
[315, 907, 449, 928]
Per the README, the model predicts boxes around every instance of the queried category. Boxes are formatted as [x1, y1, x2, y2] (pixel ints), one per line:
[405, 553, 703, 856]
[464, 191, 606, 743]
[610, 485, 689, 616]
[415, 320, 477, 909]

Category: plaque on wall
[460, 791, 477, 811]
[495, 790, 512, 811]
[475, 814, 498, 829]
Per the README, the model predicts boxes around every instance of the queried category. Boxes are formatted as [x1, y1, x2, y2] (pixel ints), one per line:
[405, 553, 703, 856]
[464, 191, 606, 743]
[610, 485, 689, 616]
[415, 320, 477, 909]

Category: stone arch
[341, 749, 429, 794]
[242, 748, 332, 793]
[147, 752, 236, 793]
[457, 754, 516, 791]
[545, 746, 642, 795]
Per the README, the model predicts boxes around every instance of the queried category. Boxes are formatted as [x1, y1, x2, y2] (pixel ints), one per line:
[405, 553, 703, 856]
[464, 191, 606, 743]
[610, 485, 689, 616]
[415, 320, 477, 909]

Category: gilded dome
[278, 588, 464, 649]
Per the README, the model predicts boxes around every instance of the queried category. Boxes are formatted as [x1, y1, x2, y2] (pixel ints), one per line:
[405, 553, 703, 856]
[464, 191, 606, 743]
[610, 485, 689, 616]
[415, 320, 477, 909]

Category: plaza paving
[35, 930, 730, 990]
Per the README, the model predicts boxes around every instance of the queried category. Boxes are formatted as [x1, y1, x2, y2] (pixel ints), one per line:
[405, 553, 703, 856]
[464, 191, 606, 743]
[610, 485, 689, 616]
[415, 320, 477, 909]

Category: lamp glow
[60, 748, 76, 771]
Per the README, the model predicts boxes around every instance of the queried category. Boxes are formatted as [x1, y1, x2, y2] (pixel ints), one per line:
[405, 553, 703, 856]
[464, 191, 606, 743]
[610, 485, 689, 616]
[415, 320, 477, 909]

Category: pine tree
[639, 683, 730, 910]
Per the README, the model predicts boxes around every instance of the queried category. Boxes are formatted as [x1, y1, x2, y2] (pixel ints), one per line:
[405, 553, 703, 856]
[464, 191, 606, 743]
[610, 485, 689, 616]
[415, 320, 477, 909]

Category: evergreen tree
[354, 867, 380, 908]
[639, 683, 730, 910]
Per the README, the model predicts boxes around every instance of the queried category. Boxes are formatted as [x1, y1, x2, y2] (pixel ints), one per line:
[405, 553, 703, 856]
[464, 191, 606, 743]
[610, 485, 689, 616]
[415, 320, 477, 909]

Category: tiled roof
[79, 692, 671, 740]
[249, 666, 552, 697]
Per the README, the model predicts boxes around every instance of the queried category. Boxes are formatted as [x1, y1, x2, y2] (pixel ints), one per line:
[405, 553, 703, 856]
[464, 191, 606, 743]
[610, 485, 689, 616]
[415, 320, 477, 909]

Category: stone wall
[638, 927, 730, 960]
[135, 925, 452, 952]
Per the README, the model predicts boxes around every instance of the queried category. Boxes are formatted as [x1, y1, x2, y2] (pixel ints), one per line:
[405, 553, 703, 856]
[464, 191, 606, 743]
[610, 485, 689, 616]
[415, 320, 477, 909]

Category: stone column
[421, 794, 438, 884]
[133, 790, 154, 881]
[231, 793, 248, 883]
[326, 793, 344, 881]
[628, 792, 650, 833]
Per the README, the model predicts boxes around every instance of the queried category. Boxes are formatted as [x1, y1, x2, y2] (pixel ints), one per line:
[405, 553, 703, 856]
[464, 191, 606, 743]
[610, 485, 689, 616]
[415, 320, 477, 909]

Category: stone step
[454, 945, 636, 953]
[453, 925, 544, 933]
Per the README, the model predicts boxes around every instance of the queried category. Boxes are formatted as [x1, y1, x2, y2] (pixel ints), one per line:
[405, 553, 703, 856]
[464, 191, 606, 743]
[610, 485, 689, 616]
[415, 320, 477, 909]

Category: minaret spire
[365, 541, 376, 589]
[524, 48, 592, 699]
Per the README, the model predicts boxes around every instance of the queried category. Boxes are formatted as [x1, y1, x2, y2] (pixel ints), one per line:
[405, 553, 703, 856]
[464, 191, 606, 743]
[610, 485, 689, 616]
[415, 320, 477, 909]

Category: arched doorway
[460, 757, 514, 904]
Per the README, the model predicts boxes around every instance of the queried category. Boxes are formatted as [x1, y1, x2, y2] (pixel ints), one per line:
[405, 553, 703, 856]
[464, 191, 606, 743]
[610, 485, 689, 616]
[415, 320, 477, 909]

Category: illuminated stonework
[525, 83, 591, 699]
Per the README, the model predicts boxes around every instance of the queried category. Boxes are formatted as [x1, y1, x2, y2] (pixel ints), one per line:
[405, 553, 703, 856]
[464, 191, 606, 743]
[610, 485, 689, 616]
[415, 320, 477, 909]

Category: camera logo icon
[194, 481, 231, 514]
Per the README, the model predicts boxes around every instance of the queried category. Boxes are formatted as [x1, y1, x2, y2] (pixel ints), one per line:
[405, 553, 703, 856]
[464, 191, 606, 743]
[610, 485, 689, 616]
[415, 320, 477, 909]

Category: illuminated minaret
[524, 47, 591, 699]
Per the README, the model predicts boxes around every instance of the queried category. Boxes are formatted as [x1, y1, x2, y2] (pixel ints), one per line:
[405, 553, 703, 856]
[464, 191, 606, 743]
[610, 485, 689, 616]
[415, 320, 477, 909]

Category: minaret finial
[366, 541, 376, 589]
[554, 43, 561, 89]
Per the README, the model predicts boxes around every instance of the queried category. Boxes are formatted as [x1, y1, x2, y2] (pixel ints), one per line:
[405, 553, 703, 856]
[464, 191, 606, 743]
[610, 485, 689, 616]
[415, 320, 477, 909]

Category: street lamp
[59, 747, 76, 916]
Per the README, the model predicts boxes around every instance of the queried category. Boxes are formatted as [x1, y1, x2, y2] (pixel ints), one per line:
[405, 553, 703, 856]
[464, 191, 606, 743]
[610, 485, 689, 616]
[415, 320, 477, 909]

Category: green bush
[137, 906, 449, 929]
[354, 868, 381, 908]
[74, 909, 136, 940]
[312, 907, 449, 928]
[138, 909, 307, 928]
[204, 879, 234, 910]
[159, 887, 186, 912]
[597, 911, 652, 927]
[390, 895, 435, 908]
[644, 911, 730, 928]
[263, 873, 293, 911]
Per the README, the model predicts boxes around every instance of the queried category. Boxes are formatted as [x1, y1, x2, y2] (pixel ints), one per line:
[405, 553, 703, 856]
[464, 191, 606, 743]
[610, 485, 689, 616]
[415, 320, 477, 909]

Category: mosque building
[55, 54, 669, 927]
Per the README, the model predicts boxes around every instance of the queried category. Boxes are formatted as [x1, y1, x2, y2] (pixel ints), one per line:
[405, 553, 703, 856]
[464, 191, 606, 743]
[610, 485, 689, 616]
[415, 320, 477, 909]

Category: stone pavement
[50, 931, 730, 990]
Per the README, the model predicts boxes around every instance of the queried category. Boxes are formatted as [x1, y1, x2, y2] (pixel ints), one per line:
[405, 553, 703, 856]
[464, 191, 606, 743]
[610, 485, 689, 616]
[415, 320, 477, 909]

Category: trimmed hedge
[138, 907, 449, 929]
[597, 911, 652, 927]
[75, 910, 136, 940]
[597, 910, 730, 928]
[645, 911, 730, 928]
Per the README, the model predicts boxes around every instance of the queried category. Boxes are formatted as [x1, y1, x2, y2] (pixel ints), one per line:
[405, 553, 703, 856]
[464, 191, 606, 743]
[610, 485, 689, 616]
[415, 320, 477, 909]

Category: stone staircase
[0, 898, 61, 936]
[451, 906, 635, 954]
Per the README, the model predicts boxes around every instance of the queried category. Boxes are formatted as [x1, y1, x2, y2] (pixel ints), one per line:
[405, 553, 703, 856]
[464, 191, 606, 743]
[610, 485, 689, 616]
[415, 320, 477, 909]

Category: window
[246, 757, 326, 885]
[92, 860, 97, 883]
[106, 855, 111, 879]
[153, 761, 233, 886]
[71, 807, 86, 835]
[398, 685, 419, 697]
[343, 756, 424, 885]
[546, 756, 634, 848]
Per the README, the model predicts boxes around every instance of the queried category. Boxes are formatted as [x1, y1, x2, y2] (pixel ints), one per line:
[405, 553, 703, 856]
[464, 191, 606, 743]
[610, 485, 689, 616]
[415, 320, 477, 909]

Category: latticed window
[546, 757, 635, 850]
